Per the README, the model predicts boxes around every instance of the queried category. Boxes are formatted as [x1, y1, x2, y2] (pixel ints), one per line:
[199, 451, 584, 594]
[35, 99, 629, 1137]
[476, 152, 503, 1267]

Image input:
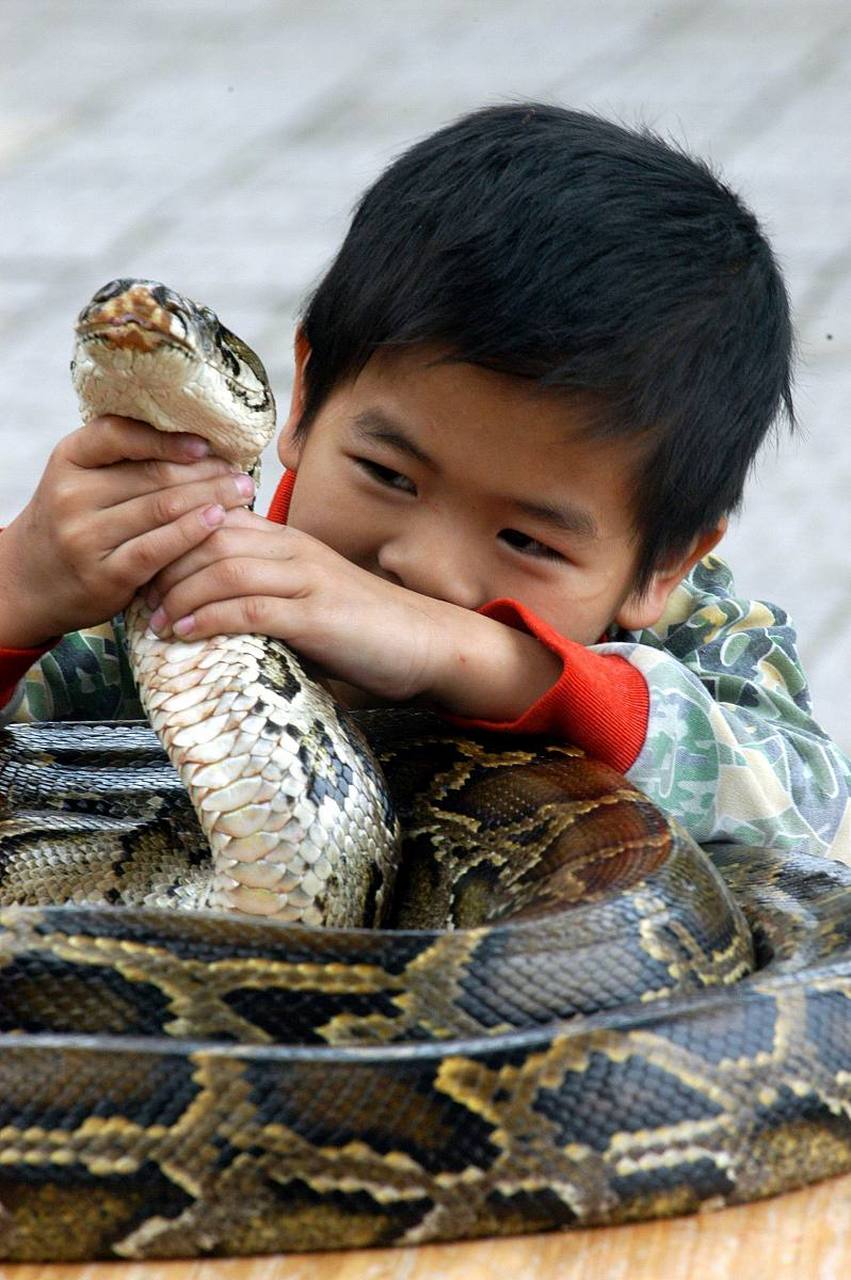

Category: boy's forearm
[424, 606, 562, 722]
[0, 524, 60, 649]
[418, 598, 650, 773]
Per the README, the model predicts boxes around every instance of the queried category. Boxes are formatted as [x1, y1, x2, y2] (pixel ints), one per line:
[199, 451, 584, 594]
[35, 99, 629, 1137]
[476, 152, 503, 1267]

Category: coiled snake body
[0, 280, 848, 1262]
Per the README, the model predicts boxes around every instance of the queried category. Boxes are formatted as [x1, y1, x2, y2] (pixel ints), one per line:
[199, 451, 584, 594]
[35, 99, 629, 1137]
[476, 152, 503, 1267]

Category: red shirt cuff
[442, 599, 649, 773]
[0, 642, 54, 711]
[267, 468, 297, 525]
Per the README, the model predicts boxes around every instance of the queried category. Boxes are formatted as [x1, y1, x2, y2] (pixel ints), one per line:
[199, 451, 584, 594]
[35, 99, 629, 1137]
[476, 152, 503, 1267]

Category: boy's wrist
[0, 601, 59, 651]
[0, 523, 61, 649]
[0, 625, 58, 652]
[422, 604, 562, 722]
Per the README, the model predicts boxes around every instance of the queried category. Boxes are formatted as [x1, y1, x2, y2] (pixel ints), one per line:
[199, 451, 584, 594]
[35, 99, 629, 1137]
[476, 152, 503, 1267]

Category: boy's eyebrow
[352, 410, 434, 466]
[511, 497, 599, 541]
[352, 408, 599, 540]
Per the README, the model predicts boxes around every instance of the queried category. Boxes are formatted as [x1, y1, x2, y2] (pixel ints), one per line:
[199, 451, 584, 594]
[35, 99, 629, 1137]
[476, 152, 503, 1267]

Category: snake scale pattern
[0, 280, 848, 1261]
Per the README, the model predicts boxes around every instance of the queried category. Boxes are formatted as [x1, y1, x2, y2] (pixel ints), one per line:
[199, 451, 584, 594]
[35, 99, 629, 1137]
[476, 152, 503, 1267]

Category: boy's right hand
[0, 415, 256, 649]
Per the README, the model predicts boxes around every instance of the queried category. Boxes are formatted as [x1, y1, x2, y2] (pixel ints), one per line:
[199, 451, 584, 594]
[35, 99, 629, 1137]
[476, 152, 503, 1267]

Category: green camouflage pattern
[5, 614, 143, 723]
[3, 555, 850, 862]
[603, 555, 851, 862]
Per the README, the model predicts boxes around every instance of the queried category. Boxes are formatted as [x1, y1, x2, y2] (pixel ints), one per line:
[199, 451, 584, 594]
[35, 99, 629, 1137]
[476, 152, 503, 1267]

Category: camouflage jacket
[3, 554, 849, 862]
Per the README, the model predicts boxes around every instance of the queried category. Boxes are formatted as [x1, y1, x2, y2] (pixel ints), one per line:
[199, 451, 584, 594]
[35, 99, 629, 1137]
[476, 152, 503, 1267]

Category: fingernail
[234, 474, 255, 498]
[146, 586, 160, 609]
[149, 606, 167, 632]
[173, 614, 196, 636]
[183, 437, 210, 458]
[202, 503, 226, 527]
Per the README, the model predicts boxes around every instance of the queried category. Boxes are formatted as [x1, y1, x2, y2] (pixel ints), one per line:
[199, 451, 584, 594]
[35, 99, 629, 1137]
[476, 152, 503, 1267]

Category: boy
[0, 104, 848, 861]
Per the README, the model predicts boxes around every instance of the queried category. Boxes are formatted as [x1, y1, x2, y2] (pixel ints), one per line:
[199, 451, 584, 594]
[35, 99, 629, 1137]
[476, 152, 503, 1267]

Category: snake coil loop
[0, 280, 848, 1262]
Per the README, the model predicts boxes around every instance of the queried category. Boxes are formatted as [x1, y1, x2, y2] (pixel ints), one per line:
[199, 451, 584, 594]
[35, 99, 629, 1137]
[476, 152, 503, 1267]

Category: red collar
[267, 468, 297, 524]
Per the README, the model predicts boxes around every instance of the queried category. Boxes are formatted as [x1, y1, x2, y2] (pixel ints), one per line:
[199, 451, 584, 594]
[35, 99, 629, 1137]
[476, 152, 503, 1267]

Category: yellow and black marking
[0, 712, 850, 1259]
[0, 280, 849, 1259]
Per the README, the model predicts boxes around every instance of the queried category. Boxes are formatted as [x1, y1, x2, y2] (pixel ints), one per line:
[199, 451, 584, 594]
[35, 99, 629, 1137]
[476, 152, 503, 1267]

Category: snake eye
[225, 330, 270, 386]
[91, 278, 132, 304]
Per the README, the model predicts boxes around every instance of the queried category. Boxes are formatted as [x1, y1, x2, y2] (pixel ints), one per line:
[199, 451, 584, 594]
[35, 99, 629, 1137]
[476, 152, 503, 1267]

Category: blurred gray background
[0, 0, 848, 749]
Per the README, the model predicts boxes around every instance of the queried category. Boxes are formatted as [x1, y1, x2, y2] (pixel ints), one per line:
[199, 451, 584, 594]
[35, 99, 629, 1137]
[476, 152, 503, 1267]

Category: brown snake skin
[0, 278, 848, 1260]
[0, 711, 849, 1261]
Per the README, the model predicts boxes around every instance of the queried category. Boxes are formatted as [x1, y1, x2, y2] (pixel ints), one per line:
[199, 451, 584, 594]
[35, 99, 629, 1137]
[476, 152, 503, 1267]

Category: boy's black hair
[298, 103, 794, 592]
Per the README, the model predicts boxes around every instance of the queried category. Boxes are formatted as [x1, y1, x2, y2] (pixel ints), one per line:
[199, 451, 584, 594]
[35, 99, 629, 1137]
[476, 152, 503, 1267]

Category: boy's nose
[377, 535, 482, 611]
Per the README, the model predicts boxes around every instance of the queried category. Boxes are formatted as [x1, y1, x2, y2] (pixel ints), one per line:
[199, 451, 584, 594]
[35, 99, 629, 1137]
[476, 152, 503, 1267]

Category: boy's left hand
[146, 509, 560, 719]
[147, 508, 465, 706]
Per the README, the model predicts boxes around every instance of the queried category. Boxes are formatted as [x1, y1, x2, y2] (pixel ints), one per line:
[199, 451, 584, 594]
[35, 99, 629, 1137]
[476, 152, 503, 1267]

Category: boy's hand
[146, 511, 561, 719]
[0, 416, 256, 649]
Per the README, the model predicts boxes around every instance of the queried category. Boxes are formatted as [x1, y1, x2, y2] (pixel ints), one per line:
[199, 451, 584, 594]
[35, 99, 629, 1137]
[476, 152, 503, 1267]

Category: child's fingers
[152, 595, 290, 645]
[101, 471, 256, 549]
[99, 454, 248, 505]
[149, 515, 282, 599]
[109, 502, 235, 589]
[151, 555, 301, 635]
[60, 415, 220, 470]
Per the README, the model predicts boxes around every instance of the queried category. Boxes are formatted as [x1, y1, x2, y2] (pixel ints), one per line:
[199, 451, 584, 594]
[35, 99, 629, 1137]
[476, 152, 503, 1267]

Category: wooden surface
[4, 1174, 850, 1280]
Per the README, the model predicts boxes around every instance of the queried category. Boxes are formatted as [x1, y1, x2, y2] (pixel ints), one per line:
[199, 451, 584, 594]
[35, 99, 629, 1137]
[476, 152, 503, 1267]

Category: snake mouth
[76, 282, 195, 356]
[76, 314, 195, 356]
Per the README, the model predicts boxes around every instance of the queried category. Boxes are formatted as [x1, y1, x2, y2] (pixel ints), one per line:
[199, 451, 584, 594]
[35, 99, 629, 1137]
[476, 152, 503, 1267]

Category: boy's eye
[499, 528, 565, 561]
[356, 458, 416, 494]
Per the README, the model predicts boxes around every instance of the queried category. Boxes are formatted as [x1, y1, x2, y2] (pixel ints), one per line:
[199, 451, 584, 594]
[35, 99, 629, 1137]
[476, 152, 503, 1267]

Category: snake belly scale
[0, 279, 848, 1262]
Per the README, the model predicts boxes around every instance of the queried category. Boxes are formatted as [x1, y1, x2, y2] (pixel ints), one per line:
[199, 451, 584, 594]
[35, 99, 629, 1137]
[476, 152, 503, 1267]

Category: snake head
[72, 278, 277, 469]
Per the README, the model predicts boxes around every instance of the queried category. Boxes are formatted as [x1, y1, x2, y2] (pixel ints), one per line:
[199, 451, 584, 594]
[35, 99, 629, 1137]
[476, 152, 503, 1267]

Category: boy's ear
[277, 329, 312, 471]
[614, 519, 727, 632]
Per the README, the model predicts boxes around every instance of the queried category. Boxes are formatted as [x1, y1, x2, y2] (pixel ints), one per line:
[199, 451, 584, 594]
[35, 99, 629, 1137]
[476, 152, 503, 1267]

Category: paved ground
[0, 0, 849, 748]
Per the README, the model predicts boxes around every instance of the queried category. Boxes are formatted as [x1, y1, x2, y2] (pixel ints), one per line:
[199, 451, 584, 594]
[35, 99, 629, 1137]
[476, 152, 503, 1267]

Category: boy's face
[279, 343, 720, 643]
